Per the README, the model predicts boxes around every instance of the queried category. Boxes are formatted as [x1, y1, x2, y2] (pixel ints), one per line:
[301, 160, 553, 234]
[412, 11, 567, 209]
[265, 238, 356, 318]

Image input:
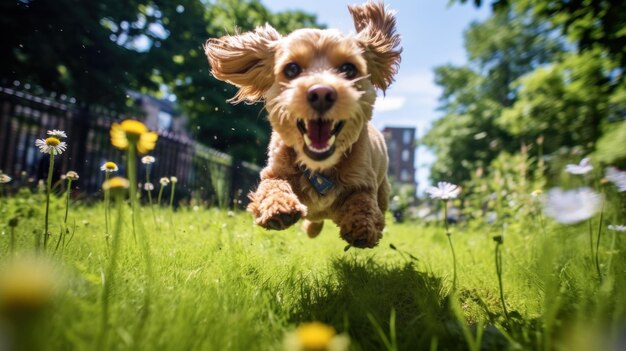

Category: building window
[158, 111, 173, 130]
[402, 149, 410, 162]
[401, 169, 410, 182]
[388, 140, 396, 153]
[403, 130, 411, 145]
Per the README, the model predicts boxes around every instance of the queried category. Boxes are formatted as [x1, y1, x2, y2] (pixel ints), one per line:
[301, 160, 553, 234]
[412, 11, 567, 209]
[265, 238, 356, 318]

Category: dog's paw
[264, 212, 302, 230]
[339, 212, 383, 248]
[255, 193, 307, 231]
[302, 220, 324, 238]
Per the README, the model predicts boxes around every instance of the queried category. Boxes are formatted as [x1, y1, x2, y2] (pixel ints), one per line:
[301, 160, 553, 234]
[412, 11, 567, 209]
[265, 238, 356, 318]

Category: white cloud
[390, 70, 441, 98]
[374, 96, 406, 113]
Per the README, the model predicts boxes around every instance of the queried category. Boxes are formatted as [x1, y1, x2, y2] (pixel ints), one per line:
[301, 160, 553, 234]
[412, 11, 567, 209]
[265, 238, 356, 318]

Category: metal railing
[0, 86, 260, 208]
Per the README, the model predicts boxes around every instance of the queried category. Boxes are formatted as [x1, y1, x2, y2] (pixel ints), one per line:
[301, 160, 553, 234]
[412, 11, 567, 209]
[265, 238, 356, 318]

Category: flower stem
[104, 172, 110, 249]
[53, 178, 73, 254]
[97, 191, 124, 351]
[168, 182, 176, 229]
[127, 145, 137, 242]
[157, 184, 164, 232]
[495, 238, 509, 321]
[169, 182, 175, 210]
[157, 184, 164, 207]
[43, 150, 55, 250]
[133, 195, 154, 345]
[145, 164, 153, 206]
[145, 165, 157, 227]
[64, 179, 72, 224]
[587, 218, 594, 264]
[444, 202, 457, 291]
[595, 206, 604, 282]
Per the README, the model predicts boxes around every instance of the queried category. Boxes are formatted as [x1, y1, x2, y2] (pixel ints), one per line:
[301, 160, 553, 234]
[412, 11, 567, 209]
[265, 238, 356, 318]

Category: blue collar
[299, 165, 334, 195]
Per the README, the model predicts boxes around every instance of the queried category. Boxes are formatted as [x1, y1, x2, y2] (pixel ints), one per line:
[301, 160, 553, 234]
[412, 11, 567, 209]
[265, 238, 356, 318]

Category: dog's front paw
[263, 210, 303, 230]
[248, 188, 307, 230]
[247, 179, 307, 230]
[253, 193, 307, 231]
[339, 211, 383, 248]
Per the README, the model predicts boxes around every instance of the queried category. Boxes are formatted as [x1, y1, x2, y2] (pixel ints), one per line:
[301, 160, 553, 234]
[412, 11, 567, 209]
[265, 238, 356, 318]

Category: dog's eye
[338, 63, 357, 79]
[283, 63, 301, 79]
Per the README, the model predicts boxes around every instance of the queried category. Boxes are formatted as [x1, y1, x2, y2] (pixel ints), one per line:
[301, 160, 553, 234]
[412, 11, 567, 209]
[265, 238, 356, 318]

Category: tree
[152, 0, 321, 163]
[0, 0, 159, 107]
[422, 9, 563, 184]
[455, 0, 626, 75]
[0, 0, 321, 164]
[498, 49, 617, 154]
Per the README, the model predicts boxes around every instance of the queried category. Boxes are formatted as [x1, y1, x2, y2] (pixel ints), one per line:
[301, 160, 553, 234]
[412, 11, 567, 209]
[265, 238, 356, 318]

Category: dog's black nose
[307, 85, 337, 114]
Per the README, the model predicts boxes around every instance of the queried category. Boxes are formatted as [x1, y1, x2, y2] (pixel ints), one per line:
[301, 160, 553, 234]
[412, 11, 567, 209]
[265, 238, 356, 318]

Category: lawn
[0, 189, 624, 351]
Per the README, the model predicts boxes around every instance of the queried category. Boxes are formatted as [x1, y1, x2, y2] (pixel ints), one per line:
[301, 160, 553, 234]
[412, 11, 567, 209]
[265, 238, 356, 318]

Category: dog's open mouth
[297, 118, 345, 161]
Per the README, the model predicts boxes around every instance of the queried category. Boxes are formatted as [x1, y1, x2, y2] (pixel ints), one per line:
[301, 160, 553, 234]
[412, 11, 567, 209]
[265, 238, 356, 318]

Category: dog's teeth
[304, 134, 312, 146]
[328, 135, 336, 145]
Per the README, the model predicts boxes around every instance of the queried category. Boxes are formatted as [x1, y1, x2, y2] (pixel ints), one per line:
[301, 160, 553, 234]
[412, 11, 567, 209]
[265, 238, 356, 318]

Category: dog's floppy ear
[205, 24, 281, 103]
[348, 1, 401, 91]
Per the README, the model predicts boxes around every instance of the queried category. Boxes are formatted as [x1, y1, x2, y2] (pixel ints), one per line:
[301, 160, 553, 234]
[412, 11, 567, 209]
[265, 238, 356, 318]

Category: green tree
[498, 49, 617, 154]
[152, 0, 321, 163]
[423, 9, 563, 184]
[0, 0, 321, 164]
[455, 0, 626, 74]
[0, 0, 159, 107]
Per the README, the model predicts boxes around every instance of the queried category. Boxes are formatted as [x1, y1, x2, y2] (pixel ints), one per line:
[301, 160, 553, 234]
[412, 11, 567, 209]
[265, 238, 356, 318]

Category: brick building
[383, 126, 417, 188]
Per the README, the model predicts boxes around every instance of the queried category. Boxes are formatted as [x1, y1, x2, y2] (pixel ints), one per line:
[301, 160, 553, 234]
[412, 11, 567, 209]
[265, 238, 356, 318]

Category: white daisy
[426, 182, 461, 200]
[0, 174, 11, 183]
[170, 176, 178, 183]
[141, 156, 155, 164]
[35, 137, 67, 155]
[605, 167, 626, 192]
[100, 162, 119, 173]
[47, 130, 67, 139]
[143, 182, 154, 191]
[159, 177, 170, 186]
[65, 171, 79, 181]
[565, 157, 592, 175]
[608, 224, 626, 232]
[544, 187, 601, 224]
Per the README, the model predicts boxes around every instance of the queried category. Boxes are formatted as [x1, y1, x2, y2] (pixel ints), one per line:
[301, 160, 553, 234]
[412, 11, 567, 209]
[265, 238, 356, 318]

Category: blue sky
[261, 0, 490, 192]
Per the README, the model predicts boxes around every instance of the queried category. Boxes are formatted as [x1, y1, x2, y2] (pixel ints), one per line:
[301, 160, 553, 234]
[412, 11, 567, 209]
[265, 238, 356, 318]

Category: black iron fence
[0, 86, 260, 208]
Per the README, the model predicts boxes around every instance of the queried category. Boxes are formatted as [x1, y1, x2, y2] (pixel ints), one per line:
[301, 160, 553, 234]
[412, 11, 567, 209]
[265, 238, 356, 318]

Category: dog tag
[299, 165, 334, 195]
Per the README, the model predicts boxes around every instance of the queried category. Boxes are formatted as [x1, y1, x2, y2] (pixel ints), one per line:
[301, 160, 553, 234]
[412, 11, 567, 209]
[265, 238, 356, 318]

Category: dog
[205, 1, 401, 248]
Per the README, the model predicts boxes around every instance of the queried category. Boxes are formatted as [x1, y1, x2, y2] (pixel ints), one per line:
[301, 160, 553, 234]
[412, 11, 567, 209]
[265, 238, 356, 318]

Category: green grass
[0, 193, 625, 351]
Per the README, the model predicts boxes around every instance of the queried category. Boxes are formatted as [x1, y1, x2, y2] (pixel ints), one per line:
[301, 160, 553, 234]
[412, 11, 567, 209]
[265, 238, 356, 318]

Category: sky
[261, 0, 491, 193]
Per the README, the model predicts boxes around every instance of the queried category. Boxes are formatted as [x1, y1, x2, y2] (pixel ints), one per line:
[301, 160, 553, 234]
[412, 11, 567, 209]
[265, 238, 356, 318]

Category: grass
[0, 192, 625, 351]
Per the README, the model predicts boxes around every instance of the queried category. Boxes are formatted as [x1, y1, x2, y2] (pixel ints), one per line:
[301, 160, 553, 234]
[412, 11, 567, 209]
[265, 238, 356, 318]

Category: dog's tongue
[307, 120, 332, 149]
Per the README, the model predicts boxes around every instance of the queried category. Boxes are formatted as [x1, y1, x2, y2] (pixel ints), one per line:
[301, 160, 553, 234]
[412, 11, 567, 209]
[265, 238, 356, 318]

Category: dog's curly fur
[205, 1, 401, 248]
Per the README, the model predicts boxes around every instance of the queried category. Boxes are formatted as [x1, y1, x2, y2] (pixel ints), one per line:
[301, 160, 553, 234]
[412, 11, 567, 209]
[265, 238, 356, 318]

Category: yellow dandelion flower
[170, 176, 178, 183]
[100, 161, 119, 172]
[102, 177, 130, 192]
[284, 322, 350, 351]
[110, 119, 158, 154]
[0, 257, 59, 315]
[298, 323, 335, 350]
